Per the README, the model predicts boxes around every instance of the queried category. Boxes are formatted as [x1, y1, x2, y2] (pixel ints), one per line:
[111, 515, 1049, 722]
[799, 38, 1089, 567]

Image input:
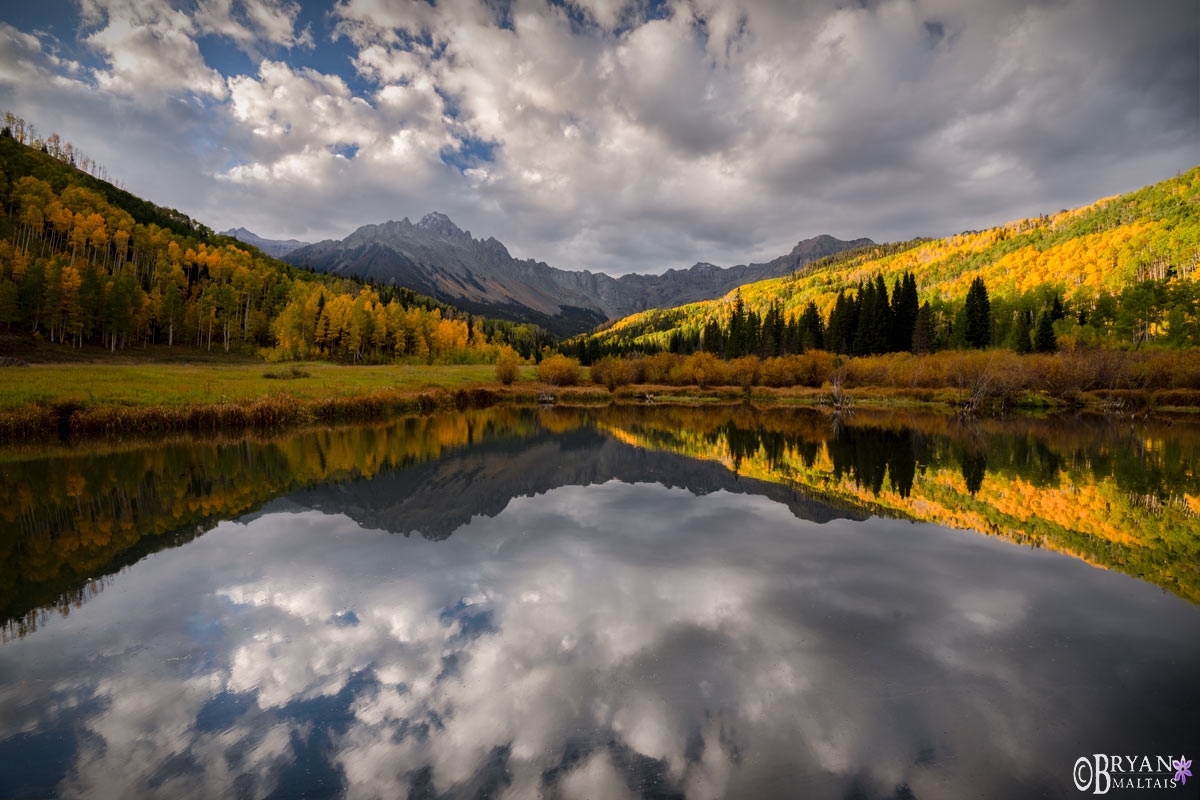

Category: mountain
[219, 227, 311, 258]
[0, 128, 532, 361]
[583, 167, 1200, 351]
[283, 212, 870, 334]
[286, 425, 862, 540]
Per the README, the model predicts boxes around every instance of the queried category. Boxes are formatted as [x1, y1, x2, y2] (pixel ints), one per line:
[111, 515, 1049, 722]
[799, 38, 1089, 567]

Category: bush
[729, 356, 761, 389]
[641, 353, 680, 384]
[672, 352, 730, 388]
[494, 347, 521, 385]
[536, 354, 581, 386]
[760, 357, 797, 387]
[590, 356, 636, 392]
[262, 366, 311, 380]
[798, 350, 836, 387]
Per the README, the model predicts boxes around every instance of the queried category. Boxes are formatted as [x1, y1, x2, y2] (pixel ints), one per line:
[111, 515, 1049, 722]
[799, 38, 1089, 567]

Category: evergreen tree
[964, 277, 991, 348]
[702, 319, 723, 354]
[912, 302, 936, 354]
[1010, 310, 1033, 354]
[853, 276, 890, 354]
[891, 272, 919, 352]
[826, 290, 855, 354]
[725, 291, 746, 358]
[1050, 293, 1065, 322]
[1034, 312, 1057, 352]
[783, 315, 801, 354]
[798, 300, 824, 351]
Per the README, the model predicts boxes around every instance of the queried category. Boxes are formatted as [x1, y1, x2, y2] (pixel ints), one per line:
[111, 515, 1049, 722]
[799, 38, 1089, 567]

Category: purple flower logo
[1174, 757, 1192, 786]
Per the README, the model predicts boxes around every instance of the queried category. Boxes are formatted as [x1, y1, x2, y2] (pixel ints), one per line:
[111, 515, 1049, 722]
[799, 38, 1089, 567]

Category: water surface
[1, 406, 1197, 799]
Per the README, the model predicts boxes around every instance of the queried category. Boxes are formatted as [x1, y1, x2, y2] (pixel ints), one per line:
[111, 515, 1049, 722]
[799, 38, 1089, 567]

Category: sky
[0, 0, 1196, 275]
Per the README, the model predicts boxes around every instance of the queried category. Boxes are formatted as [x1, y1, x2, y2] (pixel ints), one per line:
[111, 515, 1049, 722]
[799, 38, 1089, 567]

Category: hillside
[581, 168, 1200, 353]
[0, 127, 550, 363]
[284, 212, 870, 334]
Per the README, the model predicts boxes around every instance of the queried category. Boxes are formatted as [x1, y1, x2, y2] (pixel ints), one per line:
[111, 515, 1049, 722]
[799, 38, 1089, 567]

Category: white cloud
[78, 0, 229, 98]
[0, 0, 1194, 271]
[195, 0, 313, 52]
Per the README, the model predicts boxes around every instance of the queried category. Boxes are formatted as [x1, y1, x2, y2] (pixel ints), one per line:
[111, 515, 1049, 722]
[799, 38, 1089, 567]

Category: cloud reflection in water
[1, 472, 1197, 799]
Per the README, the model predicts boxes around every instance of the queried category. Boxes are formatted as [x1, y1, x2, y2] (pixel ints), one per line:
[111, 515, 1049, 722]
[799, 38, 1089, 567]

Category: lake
[1, 405, 1197, 799]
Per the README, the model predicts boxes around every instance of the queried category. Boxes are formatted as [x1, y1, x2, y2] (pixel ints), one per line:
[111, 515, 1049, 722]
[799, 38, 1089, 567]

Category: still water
[1, 405, 1198, 799]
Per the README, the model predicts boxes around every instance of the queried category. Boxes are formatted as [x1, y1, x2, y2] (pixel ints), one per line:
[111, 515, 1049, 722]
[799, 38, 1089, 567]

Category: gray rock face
[219, 227, 312, 258]
[283, 213, 872, 333]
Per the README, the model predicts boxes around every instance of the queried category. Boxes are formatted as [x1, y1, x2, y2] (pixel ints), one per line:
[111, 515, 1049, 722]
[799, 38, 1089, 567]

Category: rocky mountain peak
[416, 212, 468, 239]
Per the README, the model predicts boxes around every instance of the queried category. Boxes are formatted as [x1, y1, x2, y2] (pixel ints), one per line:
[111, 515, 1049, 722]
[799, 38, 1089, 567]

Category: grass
[4, 355, 1198, 443]
[0, 362, 625, 441]
[0, 362, 534, 409]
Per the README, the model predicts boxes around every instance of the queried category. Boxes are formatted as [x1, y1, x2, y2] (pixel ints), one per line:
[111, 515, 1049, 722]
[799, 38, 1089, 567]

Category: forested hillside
[0, 118, 549, 363]
[575, 168, 1200, 359]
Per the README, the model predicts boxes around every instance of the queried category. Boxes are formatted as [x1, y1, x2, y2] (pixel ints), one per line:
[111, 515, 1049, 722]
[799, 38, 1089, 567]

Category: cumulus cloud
[0, 0, 1194, 272]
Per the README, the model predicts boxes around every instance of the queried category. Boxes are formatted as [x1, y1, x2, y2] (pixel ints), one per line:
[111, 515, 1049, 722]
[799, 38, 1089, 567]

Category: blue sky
[0, 0, 1196, 274]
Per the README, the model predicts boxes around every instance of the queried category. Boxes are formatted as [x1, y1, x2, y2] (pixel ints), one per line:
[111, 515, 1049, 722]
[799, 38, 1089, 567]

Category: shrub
[730, 356, 761, 389]
[798, 351, 836, 387]
[262, 366, 311, 380]
[676, 352, 730, 388]
[590, 356, 636, 392]
[761, 356, 798, 387]
[494, 347, 521, 385]
[641, 352, 680, 384]
[536, 354, 581, 386]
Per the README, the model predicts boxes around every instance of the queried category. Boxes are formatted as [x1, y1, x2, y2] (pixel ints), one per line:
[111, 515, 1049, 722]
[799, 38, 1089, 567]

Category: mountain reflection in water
[0, 405, 1197, 799]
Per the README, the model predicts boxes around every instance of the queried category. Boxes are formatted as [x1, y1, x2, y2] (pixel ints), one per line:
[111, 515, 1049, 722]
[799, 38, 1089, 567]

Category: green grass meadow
[0, 362, 537, 409]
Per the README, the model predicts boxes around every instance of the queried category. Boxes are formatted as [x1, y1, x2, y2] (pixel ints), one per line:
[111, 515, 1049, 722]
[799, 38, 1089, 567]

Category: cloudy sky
[0, 0, 1196, 274]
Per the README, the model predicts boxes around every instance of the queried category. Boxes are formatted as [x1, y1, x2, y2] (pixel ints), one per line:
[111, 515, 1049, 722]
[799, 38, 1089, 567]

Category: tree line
[0, 121, 550, 362]
[569, 269, 1200, 364]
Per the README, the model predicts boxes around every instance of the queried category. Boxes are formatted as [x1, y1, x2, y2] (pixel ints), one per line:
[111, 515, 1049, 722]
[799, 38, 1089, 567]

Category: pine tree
[854, 276, 890, 354]
[1050, 293, 1065, 322]
[827, 290, 854, 354]
[702, 319, 723, 354]
[912, 302, 936, 354]
[1010, 310, 1033, 354]
[798, 300, 824, 351]
[891, 272, 919, 352]
[964, 277, 991, 348]
[1034, 312, 1057, 352]
[725, 291, 746, 358]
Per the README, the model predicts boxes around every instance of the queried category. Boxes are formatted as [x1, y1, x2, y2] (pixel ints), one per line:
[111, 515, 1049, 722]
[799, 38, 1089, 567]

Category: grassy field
[0, 362, 539, 409]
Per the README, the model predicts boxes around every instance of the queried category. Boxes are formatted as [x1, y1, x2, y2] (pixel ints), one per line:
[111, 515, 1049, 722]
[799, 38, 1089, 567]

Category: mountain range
[217, 227, 312, 258]
[232, 213, 872, 334]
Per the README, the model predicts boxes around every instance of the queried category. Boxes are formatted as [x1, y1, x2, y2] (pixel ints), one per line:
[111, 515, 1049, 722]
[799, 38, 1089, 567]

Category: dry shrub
[453, 387, 497, 409]
[729, 356, 760, 389]
[262, 366, 311, 380]
[0, 406, 57, 440]
[1153, 388, 1200, 407]
[673, 352, 730, 388]
[1127, 352, 1200, 391]
[934, 350, 1001, 392]
[639, 352, 680, 384]
[536, 354, 581, 386]
[494, 346, 521, 385]
[844, 354, 894, 387]
[1027, 353, 1098, 400]
[590, 356, 637, 392]
[760, 356, 798, 387]
[798, 351, 836, 386]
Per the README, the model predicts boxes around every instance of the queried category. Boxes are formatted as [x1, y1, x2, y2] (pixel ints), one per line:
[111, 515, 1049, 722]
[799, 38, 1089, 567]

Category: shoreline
[2, 376, 1195, 444]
